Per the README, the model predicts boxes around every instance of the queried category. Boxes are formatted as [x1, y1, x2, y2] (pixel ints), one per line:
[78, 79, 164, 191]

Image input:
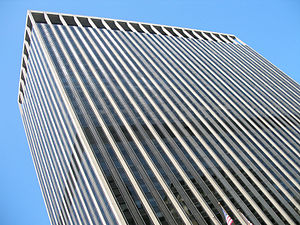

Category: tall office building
[18, 10, 299, 225]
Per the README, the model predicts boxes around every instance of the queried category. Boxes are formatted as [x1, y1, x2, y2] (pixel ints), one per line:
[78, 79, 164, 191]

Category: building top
[18, 10, 245, 106]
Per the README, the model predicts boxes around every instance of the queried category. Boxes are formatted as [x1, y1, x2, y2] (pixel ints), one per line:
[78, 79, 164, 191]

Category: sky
[0, 0, 299, 224]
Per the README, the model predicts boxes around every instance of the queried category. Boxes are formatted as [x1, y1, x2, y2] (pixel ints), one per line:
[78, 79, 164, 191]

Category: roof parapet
[28, 10, 238, 43]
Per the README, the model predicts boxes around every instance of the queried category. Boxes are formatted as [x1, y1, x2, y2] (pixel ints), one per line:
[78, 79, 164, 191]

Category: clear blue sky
[0, 0, 299, 224]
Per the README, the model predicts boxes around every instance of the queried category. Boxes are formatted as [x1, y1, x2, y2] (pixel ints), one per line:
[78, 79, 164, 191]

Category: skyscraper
[18, 10, 299, 225]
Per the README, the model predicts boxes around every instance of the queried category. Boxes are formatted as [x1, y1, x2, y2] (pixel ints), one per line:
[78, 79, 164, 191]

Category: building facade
[18, 10, 299, 225]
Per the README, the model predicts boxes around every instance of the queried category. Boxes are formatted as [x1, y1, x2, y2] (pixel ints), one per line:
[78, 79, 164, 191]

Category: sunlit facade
[18, 10, 300, 225]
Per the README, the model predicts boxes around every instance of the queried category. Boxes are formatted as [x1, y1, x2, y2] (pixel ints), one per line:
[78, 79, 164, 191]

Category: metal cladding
[18, 10, 300, 225]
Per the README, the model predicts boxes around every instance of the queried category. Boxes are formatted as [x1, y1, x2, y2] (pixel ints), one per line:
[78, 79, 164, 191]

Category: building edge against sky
[18, 10, 300, 225]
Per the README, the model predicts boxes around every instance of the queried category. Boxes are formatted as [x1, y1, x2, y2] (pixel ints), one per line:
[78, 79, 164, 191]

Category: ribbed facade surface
[18, 11, 299, 225]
